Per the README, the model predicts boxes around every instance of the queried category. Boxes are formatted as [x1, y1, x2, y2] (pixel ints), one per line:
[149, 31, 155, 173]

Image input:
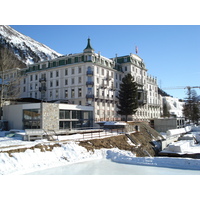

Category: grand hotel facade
[19, 39, 162, 122]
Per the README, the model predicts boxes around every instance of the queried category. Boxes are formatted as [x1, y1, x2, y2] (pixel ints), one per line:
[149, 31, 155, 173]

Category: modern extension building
[18, 38, 162, 122]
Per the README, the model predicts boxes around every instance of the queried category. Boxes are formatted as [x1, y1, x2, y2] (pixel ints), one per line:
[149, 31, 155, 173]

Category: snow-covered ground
[1, 135, 200, 174]
[1, 126, 200, 175]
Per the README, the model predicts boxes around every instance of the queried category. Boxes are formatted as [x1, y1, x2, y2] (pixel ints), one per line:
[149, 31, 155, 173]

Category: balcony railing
[39, 77, 46, 82]
[106, 75, 112, 81]
[39, 86, 47, 92]
[86, 81, 94, 86]
[86, 71, 94, 76]
[100, 83, 107, 89]
[86, 94, 94, 99]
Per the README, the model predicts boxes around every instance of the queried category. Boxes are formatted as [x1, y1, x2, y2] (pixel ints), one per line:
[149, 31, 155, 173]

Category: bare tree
[0, 46, 26, 118]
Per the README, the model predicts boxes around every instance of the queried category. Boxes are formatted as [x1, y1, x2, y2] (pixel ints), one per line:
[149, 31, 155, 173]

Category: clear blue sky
[10, 25, 200, 99]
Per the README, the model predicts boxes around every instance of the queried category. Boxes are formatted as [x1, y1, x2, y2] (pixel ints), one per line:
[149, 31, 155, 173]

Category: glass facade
[22, 107, 93, 130]
[59, 109, 93, 129]
[23, 109, 41, 129]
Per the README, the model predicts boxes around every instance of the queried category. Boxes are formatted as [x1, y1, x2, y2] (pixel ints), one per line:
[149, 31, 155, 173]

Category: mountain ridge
[0, 25, 62, 65]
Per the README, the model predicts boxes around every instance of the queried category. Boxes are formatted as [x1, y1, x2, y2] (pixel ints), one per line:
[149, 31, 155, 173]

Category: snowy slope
[0, 25, 62, 64]
[163, 96, 185, 117]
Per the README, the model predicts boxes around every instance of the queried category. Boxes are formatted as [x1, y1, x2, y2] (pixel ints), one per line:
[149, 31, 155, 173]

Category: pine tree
[117, 73, 138, 122]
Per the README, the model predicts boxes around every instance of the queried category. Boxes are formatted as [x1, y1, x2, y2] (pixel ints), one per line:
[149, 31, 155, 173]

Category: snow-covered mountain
[0, 25, 62, 64]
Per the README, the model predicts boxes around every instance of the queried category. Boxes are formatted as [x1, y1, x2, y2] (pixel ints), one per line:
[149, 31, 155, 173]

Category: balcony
[86, 94, 94, 99]
[100, 83, 107, 89]
[39, 77, 46, 82]
[86, 71, 94, 76]
[86, 81, 94, 86]
[137, 89, 147, 105]
[106, 75, 112, 81]
[39, 86, 47, 92]
[110, 86, 116, 91]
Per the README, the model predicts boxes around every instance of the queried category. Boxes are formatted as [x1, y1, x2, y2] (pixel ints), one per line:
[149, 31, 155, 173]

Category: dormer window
[87, 55, 92, 61]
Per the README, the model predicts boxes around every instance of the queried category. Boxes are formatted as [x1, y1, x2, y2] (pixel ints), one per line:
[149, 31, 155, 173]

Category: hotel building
[19, 38, 162, 122]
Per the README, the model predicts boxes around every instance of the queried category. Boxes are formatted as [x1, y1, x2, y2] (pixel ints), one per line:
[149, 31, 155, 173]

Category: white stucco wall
[3, 105, 23, 130]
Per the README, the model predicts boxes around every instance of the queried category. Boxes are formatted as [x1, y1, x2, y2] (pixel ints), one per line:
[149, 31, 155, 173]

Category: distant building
[162, 96, 185, 118]
[153, 117, 185, 132]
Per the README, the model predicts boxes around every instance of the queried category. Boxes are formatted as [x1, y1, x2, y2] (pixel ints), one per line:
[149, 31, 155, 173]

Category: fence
[24, 127, 126, 141]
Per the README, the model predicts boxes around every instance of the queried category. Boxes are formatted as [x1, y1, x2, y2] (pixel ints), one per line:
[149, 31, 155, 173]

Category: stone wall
[41, 103, 59, 130]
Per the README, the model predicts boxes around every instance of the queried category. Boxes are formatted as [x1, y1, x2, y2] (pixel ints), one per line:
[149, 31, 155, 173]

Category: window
[87, 87, 92, 94]
[65, 89, 68, 98]
[87, 55, 92, 61]
[65, 69, 68, 76]
[65, 79, 68, 85]
[79, 67, 82, 73]
[102, 69, 104, 75]
[35, 74, 38, 80]
[30, 75, 33, 81]
[59, 121, 70, 129]
[87, 76, 92, 82]
[59, 110, 70, 119]
[96, 89, 99, 96]
[42, 64, 46, 69]
[50, 72, 53, 78]
[24, 78, 26, 84]
[56, 80, 59, 87]
[71, 78, 74, 84]
[71, 89, 75, 98]
[72, 68, 75, 74]
[23, 109, 41, 129]
[41, 91, 45, 99]
[56, 71, 59, 77]
[78, 88, 82, 97]
[50, 81, 53, 87]
[78, 77, 82, 84]
[56, 90, 59, 98]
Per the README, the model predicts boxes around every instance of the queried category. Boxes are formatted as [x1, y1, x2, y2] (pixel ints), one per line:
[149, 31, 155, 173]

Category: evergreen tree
[183, 88, 200, 124]
[117, 73, 138, 122]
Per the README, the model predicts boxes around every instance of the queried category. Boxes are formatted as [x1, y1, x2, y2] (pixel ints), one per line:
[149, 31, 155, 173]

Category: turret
[84, 38, 94, 53]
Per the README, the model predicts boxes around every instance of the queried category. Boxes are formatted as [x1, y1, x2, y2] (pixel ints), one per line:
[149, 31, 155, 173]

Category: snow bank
[1, 140, 200, 174]
[104, 121, 127, 126]
[167, 141, 191, 152]
[107, 149, 200, 170]
[166, 126, 192, 137]
[0, 142, 106, 175]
